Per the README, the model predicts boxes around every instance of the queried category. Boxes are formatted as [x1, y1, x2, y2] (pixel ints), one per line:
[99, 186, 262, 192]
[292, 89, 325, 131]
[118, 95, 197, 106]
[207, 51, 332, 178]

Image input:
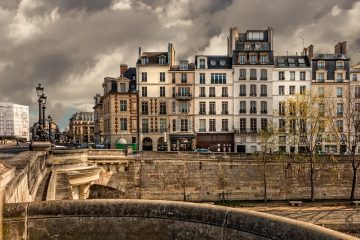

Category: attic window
[141, 57, 149, 64]
[210, 60, 216, 66]
[298, 58, 305, 64]
[288, 58, 295, 64]
[180, 61, 188, 70]
[220, 60, 226, 66]
[159, 56, 166, 64]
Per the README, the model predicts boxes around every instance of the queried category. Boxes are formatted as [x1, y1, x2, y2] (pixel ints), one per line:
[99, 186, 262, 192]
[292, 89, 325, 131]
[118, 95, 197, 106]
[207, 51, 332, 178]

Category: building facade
[93, 94, 104, 145]
[137, 43, 175, 151]
[194, 55, 234, 152]
[168, 60, 196, 151]
[102, 65, 138, 149]
[229, 27, 274, 153]
[68, 112, 94, 144]
[0, 103, 29, 141]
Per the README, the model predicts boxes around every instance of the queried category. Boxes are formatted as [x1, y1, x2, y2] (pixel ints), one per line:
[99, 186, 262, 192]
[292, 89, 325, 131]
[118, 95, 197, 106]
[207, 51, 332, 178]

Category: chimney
[138, 47, 142, 58]
[120, 64, 128, 76]
[267, 27, 273, 51]
[168, 43, 175, 66]
[305, 44, 314, 59]
[341, 41, 347, 55]
[335, 41, 347, 55]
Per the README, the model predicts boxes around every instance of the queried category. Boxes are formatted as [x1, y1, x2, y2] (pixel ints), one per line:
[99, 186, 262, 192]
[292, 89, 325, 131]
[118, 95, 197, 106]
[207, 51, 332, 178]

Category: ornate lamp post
[48, 115, 52, 141]
[41, 94, 47, 129]
[35, 84, 44, 126]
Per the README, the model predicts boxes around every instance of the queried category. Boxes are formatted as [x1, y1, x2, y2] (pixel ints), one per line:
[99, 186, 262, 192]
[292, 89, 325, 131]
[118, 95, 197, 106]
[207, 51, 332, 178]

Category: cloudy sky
[0, 0, 360, 130]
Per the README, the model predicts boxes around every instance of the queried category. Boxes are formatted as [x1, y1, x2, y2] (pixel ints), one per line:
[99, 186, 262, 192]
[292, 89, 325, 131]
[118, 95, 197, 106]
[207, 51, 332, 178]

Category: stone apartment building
[101, 65, 138, 149]
[93, 94, 104, 145]
[137, 43, 175, 151]
[272, 55, 312, 153]
[194, 55, 234, 152]
[168, 60, 196, 151]
[310, 42, 351, 154]
[68, 112, 94, 144]
[228, 27, 274, 153]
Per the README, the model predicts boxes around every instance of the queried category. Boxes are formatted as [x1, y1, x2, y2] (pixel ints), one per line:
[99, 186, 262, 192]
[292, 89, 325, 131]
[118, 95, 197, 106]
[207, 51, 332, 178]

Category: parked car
[194, 148, 212, 153]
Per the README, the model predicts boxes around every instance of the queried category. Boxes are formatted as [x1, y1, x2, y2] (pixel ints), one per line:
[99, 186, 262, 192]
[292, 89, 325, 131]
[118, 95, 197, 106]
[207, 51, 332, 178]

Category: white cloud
[111, 0, 132, 11]
[199, 33, 227, 55]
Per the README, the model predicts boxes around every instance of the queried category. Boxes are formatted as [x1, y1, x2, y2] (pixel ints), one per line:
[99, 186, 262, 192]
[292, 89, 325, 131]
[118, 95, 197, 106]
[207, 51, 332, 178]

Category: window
[172, 87, 176, 97]
[181, 73, 187, 83]
[142, 87, 147, 97]
[260, 69, 267, 80]
[279, 86, 284, 95]
[159, 102, 167, 115]
[239, 85, 246, 96]
[260, 55, 268, 64]
[318, 87, 324, 97]
[181, 119, 189, 132]
[239, 101, 246, 113]
[159, 57, 166, 64]
[172, 119, 176, 131]
[250, 55, 256, 64]
[141, 57, 149, 65]
[209, 87, 216, 97]
[141, 72, 147, 82]
[180, 61, 188, 70]
[337, 120, 343, 132]
[353, 74, 358, 81]
[319, 103, 325, 116]
[261, 119, 268, 131]
[239, 55, 246, 64]
[261, 101, 267, 114]
[222, 87, 228, 97]
[172, 101, 176, 113]
[199, 59, 205, 69]
[179, 102, 188, 113]
[220, 60, 226, 66]
[119, 83, 126, 93]
[160, 72, 165, 82]
[142, 119, 148, 133]
[279, 71, 285, 80]
[250, 84, 257, 96]
[336, 73, 343, 82]
[279, 119, 286, 132]
[141, 101, 148, 115]
[290, 71, 295, 81]
[199, 119, 206, 132]
[277, 58, 285, 67]
[209, 102, 216, 115]
[337, 87, 343, 97]
[279, 102, 285, 116]
[260, 85, 267, 97]
[211, 73, 227, 84]
[289, 86, 295, 95]
[336, 61, 344, 69]
[240, 118, 246, 132]
[318, 61, 325, 69]
[199, 102, 206, 114]
[209, 119, 216, 132]
[244, 43, 251, 51]
[222, 102, 228, 114]
[317, 73, 325, 82]
[222, 119, 229, 131]
[199, 73, 205, 84]
[160, 119, 167, 133]
[248, 31, 264, 40]
[179, 87, 190, 96]
[120, 119, 127, 131]
[300, 71, 306, 80]
[289, 119, 296, 133]
[160, 86, 165, 97]
[210, 60, 216, 66]
[239, 69, 246, 80]
[200, 87, 206, 97]
[250, 69, 257, 80]
[250, 101, 257, 113]
[337, 103, 343, 116]
[250, 118, 257, 132]
[120, 100, 127, 111]
[300, 86, 306, 95]
[172, 73, 175, 83]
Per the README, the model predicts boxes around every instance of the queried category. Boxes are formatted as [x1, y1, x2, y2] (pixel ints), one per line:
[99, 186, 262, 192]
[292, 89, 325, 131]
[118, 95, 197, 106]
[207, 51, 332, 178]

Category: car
[193, 148, 211, 153]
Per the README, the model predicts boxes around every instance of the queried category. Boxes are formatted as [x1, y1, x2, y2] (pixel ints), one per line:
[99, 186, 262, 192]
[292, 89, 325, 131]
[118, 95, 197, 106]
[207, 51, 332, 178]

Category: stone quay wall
[88, 152, 360, 201]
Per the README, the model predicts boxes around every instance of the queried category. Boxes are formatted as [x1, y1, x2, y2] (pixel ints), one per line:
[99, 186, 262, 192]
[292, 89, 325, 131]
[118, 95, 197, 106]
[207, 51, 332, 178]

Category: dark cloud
[0, 0, 359, 130]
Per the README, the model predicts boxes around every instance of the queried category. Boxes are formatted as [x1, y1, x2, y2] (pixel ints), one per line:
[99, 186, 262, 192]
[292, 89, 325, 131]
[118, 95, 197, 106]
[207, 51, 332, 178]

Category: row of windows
[141, 101, 167, 115]
[277, 85, 307, 95]
[199, 87, 228, 97]
[238, 101, 268, 114]
[316, 72, 345, 82]
[238, 54, 269, 65]
[198, 102, 229, 115]
[141, 119, 167, 133]
[198, 119, 230, 132]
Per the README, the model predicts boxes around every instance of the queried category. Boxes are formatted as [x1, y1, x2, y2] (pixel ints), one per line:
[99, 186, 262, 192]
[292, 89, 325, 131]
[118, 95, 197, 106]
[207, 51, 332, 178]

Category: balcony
[336, 79, 344, 83]
[173, 93, 192, 100]
[209, 111, 216, 115]
[316, 79, 325, 83]
[199, 111, 206, 115]
[199, 94, 206, 97]
[221, 111, 229, 115]
[260, 93, 267, 97]
[222, 94, 229, 97]
[250, 76, 257, 80]
[260, 110, 268, 114]
[250, 108, 257, 113]
[239, 93, 246, 97]
[239, 76, 246, 80]
[209, 94, 216, 97]
[260, 76, 268, 80]
[221, 128, 229, 132]
[239, 109, 246, 113]
[250, 93, 257, 97]
[209, 128, 216, 132]
[142, 111, 149, 115]
[337, 112, 343, 117]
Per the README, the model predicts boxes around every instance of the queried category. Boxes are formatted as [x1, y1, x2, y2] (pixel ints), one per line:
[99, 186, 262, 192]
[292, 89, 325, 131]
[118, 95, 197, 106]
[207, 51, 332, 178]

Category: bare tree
[327, 87, 360, 200]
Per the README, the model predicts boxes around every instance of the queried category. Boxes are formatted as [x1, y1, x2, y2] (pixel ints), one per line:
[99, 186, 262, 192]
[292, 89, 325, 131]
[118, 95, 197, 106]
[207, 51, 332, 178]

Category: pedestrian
[16, 139, 19, 147]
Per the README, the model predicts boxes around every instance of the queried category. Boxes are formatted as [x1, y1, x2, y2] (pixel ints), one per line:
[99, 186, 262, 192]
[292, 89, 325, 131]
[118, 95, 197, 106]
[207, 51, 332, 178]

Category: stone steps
[34, 170, 51, 201]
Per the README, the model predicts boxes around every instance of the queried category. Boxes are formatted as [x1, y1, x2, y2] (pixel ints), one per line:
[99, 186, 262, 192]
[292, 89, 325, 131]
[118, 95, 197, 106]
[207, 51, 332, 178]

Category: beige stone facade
[68, 112, 94, 144]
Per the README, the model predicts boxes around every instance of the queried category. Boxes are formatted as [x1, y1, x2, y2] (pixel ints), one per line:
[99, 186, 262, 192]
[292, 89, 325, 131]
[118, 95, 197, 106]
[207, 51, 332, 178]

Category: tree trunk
[350, 156, 358, 201]
[310, 158, 315, 202]
[263, 156, 267, 203]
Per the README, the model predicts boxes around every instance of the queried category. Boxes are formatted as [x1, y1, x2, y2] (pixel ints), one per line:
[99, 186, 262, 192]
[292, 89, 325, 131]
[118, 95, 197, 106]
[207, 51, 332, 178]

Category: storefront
[196, 133, 234, 152]
[170, 134, 195, 151]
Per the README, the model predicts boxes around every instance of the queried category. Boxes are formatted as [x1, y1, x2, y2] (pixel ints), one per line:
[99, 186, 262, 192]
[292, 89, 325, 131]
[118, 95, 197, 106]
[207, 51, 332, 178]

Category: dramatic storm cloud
[0, 0, 359, 130]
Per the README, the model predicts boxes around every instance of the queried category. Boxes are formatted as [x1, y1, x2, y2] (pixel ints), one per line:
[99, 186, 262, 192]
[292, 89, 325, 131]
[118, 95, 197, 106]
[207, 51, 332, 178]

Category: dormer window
[260, 55, 268, 64]
[199, 58, 205, 69]
[318, 61, 325, 70]
[210, 60, 216, 66]
[141, 57, 149, 65]
[159, 56, 166, 64]
[239, 55, 246, 64]
[180, 60, 188, 70]
[250, 55, 257, 64]
[247, 31, 264, 40]
[119, 83, 126, 93]
[336, 61, 344, 70]
[220, 60, 226, 66]
[255, 42, 261, 50]
[244, 43, 251, 51]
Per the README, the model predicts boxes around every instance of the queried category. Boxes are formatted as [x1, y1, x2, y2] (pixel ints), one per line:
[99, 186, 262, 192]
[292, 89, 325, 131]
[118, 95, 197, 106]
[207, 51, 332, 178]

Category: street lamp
[48, 115, 52, 142]
[36, 84, 44, 126]
[40, 94, 47, 128]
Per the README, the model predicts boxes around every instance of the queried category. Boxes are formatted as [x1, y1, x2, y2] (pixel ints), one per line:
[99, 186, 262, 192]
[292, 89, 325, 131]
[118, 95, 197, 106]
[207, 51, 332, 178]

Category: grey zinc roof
[274, 56, 311, 68]
[195, 55, 232, 69]
[313, 53, 350, 60]
[136, 52, 168, 65]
